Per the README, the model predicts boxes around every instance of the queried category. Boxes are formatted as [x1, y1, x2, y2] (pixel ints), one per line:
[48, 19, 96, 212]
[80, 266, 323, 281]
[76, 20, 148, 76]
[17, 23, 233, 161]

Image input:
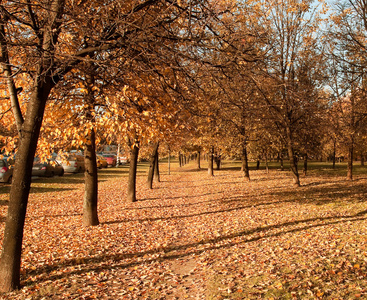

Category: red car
[102, 154, 116, 167]
[0, 159, 13, 183]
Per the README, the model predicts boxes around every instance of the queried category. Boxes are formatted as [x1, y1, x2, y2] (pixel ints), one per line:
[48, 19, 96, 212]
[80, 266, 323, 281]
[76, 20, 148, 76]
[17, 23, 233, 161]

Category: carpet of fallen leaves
[0, 161, 367, 299]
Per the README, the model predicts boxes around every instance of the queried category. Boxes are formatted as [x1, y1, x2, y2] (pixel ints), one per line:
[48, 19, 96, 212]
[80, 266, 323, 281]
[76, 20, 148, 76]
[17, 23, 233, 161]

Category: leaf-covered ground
[0, 161, 367, 299]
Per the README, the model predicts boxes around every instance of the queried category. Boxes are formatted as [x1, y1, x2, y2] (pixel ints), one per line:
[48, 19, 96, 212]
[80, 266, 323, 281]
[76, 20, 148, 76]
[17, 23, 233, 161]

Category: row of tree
[0, 0, 366, 293]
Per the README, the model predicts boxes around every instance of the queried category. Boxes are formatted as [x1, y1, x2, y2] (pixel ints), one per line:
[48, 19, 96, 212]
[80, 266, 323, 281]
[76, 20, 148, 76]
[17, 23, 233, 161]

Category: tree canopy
[1, 0, 367, 293]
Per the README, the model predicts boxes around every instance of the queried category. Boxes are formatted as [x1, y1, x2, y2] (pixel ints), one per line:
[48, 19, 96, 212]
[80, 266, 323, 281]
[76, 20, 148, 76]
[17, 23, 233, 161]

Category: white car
[56, 154, 85, 173]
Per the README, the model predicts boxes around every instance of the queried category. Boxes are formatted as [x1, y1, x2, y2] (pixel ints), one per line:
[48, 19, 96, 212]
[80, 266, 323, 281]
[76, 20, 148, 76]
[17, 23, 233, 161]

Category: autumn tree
[327, 0, 367, 180]
[0, 1, 77, 291]
[251, 0, 326, 186]
[0, 0, 223, 291]
[327, 88, 367, 180]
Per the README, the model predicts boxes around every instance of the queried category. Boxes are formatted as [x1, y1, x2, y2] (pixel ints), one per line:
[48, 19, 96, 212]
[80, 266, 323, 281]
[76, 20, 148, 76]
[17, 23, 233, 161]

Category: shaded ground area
[0, 161, 367, 299]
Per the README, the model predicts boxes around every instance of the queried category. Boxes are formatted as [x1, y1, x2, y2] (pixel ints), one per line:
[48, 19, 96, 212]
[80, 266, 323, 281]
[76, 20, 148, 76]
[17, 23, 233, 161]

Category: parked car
[102, 153, 117, 167]
[117, 153, 128, 165]
[0, 159, 13, 183]
[56, 154, 85, 173]
[32, 157, 64, 177]
[97, 155, 108, 169]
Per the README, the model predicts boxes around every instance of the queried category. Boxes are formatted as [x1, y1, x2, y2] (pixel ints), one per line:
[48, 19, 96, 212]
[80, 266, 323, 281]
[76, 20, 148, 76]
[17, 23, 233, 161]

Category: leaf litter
[0, 164, 367, 299]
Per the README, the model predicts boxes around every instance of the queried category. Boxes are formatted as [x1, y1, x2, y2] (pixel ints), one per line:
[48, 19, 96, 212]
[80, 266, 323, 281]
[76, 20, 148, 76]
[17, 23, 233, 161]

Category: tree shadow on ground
[124, 198, 223, 211]
[15, 167, 367, 287]
[28, 213, 82, 220]
[104, 203, 251, 224]
[139, 191, 224, 203]
[0, 199, 9, 206]
[218, 167, 242, 171]
[103, 196, 301, 225]
[29, 186, 77, 194]
[28, 174, 85, 193]
[97, 168, 131, 178]
[116, 179, 367, 217]
[271, 180, 367, 205]
[22, 210, 367, 286]
[1, 212, 82, 223]
[0, 185, 11, 194]
[178, 168, 206, 173]
[169, 180, 243, 189]
[0, 200, 9, 223]
[32, 176, 84, 185]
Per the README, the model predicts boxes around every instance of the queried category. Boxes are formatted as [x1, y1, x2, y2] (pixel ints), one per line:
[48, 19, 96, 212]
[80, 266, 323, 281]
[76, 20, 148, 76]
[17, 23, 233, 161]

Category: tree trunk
[256, 160, 260, 170]
[82, 64, 99, 226]
[179, 152, 182, 167]
[197, 151, 201, 170]
[332, 138, 336, 169]
[280, 152, 284, 171]
[83, 128, 99, 226]
[147, 142, 159, 189]
[265, 152, 269, 174]
[116, 142, 121, 166]
[287, 144, 300, 186]
[0, 83, 51, 292]
[347, 142, 353, 181]
[168, 149, 171, 175]
[154, 145, 160, 182]
[127, 143, 139, 202]
[241, 143, 250, 180]
[208, 146, 214, 176]
[303, 153, 308, 176]
[215, 154, 221, 170]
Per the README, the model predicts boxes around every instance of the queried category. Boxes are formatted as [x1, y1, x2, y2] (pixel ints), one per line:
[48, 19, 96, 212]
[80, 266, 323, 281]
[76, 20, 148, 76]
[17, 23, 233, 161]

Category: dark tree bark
[256, 160, 260, 170]
[208, 146, 214, 176]
[241, 143, 250, 180]
[0, 80, 52, 291]
[147, 142, 159, 189]
[332, 138, 336, 169]
[82, 65, 99, 226]
[288, 145, 300, 186]
[83, 128, 99, 226]
[303, 153, 308, 176]
[197, 150, 201, 170]
[215, 154, 221, 170]
[154, 145, 160, 182]
[286, 128, 300, 186]
[168, 149, 171, 175]
[265, 152, 269, 174]
[347, 142, 354, 181]
[127, 143, 139, 202]
[179, 152, 183, 167]
[279, 152, 284, 171]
